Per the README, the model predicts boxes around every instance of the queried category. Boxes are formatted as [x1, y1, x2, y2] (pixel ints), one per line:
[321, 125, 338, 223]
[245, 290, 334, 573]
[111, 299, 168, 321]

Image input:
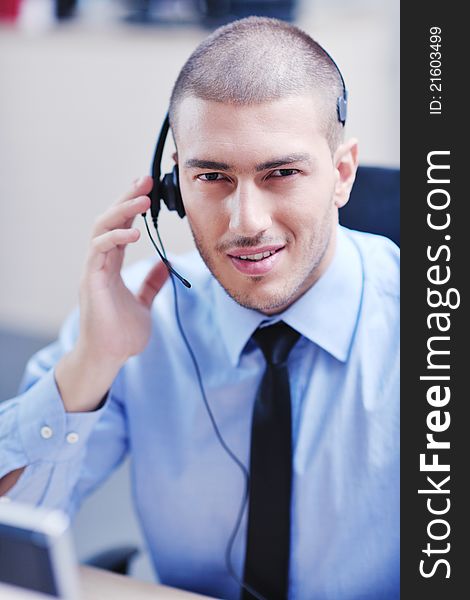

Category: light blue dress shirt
[0, 225, 399, 600]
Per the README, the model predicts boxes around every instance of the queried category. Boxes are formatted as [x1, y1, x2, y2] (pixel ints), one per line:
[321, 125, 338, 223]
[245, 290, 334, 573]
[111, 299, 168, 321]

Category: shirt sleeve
[0, 309, 129, 516]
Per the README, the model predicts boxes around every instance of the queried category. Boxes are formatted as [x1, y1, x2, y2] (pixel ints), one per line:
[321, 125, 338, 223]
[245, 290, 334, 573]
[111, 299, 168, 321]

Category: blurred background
[0, 0, 399, 583]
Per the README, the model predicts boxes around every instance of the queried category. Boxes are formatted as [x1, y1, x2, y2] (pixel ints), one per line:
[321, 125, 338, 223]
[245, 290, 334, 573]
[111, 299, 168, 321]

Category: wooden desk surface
[0, 566, 217, 599]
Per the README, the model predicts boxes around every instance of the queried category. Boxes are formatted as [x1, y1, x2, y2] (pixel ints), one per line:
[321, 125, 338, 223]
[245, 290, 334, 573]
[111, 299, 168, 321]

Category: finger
[92, 176, 153, 236]
[86, 228, 140, 272]
[92, 195, 150, 237]
[136, 260, 169, 308]
[116, 175, 154, 206]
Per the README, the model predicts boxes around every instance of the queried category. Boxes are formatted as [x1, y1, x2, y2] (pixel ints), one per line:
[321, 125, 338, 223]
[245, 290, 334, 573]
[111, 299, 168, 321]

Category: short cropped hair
[169, 16, 345, 152]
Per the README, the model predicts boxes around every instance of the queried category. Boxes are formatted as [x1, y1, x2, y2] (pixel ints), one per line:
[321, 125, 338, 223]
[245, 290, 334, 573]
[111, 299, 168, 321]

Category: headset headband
[150, 114, 171, 222]
[318, 45, 348, 125]
[152, 45, 348, 173]
[149, 42, 348, 223]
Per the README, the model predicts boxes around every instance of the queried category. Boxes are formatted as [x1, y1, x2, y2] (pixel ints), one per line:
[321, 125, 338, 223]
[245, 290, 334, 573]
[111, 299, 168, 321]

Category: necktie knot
[253, 321, 300, 367]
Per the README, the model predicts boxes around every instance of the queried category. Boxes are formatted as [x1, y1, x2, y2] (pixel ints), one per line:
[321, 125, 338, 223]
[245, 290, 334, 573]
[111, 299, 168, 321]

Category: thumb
[137, 260, 169, 308]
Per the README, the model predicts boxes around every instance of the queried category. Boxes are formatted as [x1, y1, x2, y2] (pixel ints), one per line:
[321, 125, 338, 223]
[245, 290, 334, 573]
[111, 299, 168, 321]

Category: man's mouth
[227, 245, 285, 275]
[237, 249, 278, 261]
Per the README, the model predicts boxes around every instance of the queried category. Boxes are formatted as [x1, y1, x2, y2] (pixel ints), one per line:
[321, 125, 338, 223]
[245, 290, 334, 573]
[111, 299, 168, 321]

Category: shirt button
[40, 426, 53, 439]
[66, 432, 79, 444]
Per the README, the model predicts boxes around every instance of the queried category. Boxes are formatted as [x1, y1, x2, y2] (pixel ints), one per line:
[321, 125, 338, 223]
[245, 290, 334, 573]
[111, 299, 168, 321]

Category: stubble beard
[189, 206, 335, 314]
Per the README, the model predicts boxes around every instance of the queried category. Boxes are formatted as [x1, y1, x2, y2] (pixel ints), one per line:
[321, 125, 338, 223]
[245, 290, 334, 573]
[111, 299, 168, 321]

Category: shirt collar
[213, 226, 364, 366]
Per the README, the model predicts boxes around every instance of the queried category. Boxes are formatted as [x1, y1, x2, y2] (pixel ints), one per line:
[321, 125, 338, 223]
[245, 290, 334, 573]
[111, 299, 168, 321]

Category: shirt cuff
[18, 369, 107, 464]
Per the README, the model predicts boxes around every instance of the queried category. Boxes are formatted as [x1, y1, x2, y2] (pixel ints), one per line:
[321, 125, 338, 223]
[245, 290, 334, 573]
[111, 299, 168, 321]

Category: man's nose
[228, 182, 272, 237]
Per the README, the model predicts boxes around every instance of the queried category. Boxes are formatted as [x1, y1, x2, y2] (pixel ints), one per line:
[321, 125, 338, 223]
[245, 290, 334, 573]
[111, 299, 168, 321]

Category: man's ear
[333, 138, 359, 209]
[172, 151, 178, 164]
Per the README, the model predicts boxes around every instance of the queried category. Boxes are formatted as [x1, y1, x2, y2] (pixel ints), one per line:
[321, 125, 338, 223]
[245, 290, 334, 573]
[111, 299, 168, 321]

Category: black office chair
[340, 165, 400, 246]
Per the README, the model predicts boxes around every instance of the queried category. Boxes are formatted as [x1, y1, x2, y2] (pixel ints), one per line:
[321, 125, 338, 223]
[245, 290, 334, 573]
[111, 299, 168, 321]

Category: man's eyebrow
[255, 153, 312, 172]
[184, 158, 232, 170]
[183, 153, 312, 172]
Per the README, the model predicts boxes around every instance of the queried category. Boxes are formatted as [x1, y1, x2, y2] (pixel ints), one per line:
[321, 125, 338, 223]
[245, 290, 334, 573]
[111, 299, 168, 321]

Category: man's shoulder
[343, 227, 400, 301]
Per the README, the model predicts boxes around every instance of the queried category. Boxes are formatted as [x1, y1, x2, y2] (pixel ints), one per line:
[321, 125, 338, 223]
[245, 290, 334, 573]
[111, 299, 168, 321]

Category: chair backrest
[339, 165, 400, 246]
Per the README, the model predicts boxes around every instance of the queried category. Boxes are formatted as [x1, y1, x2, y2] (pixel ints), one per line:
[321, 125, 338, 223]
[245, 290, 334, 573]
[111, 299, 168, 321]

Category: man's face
[176, 95, 356, 314]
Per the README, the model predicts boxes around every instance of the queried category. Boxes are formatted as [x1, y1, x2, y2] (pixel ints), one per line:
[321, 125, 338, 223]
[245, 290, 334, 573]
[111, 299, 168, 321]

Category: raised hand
[55, 176, 169, 412]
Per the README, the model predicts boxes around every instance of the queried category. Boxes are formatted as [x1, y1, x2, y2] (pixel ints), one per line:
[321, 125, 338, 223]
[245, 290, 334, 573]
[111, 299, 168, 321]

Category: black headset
[147, 46, 348, 232]
[148, 114, 185, 224]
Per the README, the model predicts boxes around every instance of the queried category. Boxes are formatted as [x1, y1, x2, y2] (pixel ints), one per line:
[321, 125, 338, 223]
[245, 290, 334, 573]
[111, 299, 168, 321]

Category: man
[0, 16, 399, 600]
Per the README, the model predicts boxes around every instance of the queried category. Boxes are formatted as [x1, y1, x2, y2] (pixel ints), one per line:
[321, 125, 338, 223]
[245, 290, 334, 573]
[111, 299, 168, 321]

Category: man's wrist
[55, 345, 123, 413]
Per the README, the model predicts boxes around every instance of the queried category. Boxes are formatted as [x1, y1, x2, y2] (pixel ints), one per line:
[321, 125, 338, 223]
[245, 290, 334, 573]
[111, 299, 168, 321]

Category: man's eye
[197, 172, 225, 182]
[270, 169, 299, 178]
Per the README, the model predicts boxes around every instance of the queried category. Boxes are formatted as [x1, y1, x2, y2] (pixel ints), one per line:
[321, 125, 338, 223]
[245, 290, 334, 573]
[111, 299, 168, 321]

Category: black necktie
[242, 321, 301, 600]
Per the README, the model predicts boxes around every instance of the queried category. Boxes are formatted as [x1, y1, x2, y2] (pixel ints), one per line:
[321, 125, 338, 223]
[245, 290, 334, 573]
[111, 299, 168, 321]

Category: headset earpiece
[159, 165, 185, 218]
[149, 114, 186, 224]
